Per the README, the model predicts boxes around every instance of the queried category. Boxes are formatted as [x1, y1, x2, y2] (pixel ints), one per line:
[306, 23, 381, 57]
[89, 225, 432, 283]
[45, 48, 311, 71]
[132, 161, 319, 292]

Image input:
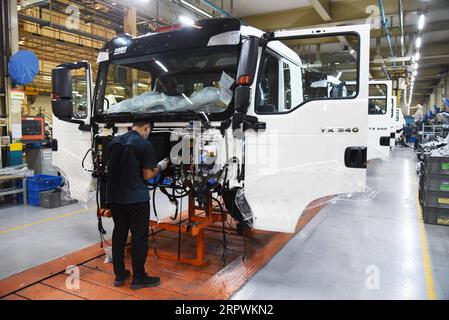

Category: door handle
[379, 136, 390, 146]
[344, 147, 367, 168]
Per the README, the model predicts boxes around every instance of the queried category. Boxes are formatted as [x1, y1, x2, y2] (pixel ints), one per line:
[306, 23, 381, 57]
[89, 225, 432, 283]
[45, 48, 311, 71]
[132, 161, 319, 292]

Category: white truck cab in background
[367, 80, 393, 160]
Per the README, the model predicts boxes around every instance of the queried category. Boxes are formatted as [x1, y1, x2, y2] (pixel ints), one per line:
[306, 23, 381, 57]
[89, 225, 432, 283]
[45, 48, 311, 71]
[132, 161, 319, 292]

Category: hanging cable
[212, 196, 227, 265]
[177, 196, 183, 261]
[149, 193, 159, 258]
[96, 178, 108, 247]
[169, 181, 180, 220]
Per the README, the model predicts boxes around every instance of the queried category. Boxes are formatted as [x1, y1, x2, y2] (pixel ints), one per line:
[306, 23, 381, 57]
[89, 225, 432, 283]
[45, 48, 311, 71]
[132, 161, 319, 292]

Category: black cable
[169, 184, 180, 220]
[177, 196, 183, 261]
[95, 177, 106, 247]
[150, 224, 158, 258]
[242, 233, 248, 261]
[81, 148, 94, 172]
[212, 196, 227, 266]
[149, 193, 159, 258]
[152, 186, 159, 221]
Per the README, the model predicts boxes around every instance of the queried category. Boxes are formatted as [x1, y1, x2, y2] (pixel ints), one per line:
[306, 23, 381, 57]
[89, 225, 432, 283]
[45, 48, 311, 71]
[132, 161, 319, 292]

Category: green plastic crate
[423, 207, 449, 226]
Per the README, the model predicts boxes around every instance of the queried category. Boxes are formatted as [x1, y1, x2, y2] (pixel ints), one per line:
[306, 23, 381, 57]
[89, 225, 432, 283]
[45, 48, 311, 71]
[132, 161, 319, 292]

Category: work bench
[0, 175, 28, 206]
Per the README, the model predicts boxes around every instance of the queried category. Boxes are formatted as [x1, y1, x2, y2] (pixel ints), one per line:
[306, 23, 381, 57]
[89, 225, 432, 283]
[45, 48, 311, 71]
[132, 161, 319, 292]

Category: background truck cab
[368, 80, 393, 160]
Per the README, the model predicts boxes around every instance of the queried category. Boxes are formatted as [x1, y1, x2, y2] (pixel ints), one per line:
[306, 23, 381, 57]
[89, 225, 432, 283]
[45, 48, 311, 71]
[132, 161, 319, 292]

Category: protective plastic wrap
[51, 117, 94, 203]
[106, 87, 229, 114]
[235, 188, 253, 227]
[430, 134, 449, 157]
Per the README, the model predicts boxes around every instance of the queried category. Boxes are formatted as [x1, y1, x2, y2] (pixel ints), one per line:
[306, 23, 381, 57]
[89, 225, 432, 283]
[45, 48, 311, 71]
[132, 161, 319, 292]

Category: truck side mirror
[51, 67, 74, 119]
[234, 36, 258, 114]
[235, 86, 251, 113]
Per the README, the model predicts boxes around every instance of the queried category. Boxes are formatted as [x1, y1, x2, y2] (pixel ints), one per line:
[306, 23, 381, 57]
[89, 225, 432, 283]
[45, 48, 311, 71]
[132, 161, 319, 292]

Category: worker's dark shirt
[107, 130, 157, 204]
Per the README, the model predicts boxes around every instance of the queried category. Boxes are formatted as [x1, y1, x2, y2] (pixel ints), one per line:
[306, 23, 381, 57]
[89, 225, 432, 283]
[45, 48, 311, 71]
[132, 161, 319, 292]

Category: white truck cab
[51, 18, 371, 233]
[395, 107, 406, 139]
[367, 80, 392, 160]
[390, 96, 397, 147]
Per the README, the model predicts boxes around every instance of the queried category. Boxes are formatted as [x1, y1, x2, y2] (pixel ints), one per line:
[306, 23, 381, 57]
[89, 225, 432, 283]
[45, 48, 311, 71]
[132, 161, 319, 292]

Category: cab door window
[256, 33, 360, 114]
[255, 52, 279, 113]
[368, 84, 387, 115]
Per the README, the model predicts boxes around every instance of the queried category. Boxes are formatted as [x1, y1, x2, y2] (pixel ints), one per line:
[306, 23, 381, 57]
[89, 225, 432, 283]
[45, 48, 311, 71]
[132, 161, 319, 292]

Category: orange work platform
[0, 201, 325, 300]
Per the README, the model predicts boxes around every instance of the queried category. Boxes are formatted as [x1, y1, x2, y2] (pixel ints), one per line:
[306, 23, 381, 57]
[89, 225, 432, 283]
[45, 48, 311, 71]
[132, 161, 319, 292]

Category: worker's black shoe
[131, 274, 161, 290]
[114, 270, 131, 287]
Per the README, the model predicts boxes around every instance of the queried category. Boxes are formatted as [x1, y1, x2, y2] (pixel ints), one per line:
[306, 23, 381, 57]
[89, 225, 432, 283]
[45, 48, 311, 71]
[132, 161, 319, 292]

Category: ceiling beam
[242, 0, 449, 31]
[309, 0, 331, 21]
[20, 30, 100, 53]
[18, 13, 109, 42]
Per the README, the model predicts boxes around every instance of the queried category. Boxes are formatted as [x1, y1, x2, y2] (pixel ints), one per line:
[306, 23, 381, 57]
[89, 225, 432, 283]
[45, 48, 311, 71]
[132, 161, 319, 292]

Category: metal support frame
[0, 0, 11, 122]
[149, 192, 227, 267]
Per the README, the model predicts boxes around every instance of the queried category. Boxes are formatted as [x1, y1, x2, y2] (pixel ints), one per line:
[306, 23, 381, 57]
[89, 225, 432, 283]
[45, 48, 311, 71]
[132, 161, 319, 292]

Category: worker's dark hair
[132, 120, 154, 128]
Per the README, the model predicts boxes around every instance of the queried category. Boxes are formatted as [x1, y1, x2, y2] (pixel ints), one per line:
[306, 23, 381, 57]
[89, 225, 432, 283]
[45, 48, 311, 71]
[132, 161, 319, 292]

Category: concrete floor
[233, 148, 449, 299]
[0, 148, 448, 299]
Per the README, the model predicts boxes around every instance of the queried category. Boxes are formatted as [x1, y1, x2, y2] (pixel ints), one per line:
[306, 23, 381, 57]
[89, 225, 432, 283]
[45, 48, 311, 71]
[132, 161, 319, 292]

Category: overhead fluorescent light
[414, 52, 421, 61]
[179, 15, 195, 26]
[418, 14, 425, 30]
[180, 0, 213, 18]
[413, 63, 419, 70]
[412, 70, 418, 76]
[155, 60, 168, 72]
[415, 37, 422, 48]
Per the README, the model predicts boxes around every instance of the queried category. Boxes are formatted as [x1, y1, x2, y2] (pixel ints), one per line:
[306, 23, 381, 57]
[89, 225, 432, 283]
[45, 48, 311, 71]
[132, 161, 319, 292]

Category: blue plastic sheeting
[8, 50, 39, 85]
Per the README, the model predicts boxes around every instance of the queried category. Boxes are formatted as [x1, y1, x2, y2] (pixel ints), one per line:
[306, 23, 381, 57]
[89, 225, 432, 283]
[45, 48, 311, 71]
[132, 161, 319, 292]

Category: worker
[107, 120, 169, 290]
[404, 124, 412, 144]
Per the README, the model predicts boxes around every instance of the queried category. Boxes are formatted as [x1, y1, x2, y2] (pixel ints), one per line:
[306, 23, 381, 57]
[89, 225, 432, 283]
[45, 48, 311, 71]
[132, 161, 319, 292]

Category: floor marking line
[412, 169, 437, 300]
[0, 207, 92, 235]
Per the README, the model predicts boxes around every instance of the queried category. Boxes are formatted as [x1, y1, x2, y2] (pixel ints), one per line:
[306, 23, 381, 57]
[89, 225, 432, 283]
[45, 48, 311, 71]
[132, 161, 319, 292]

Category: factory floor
[233, 148, 449, 300]
[0, 148, 448, 299]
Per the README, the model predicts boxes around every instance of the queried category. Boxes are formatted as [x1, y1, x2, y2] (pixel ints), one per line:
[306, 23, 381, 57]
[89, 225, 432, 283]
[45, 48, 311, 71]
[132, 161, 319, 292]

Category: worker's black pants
[110, 201, 150, 278]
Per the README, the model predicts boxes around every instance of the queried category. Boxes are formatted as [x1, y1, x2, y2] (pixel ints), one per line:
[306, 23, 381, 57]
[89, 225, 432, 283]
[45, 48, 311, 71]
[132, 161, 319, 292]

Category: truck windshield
[97, 47, 239, 115]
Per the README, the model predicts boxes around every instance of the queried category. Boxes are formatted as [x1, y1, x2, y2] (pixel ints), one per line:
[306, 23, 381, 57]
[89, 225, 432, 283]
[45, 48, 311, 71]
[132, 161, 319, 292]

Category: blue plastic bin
[26, 174, 62, 192]
[26, 174, 62, 206]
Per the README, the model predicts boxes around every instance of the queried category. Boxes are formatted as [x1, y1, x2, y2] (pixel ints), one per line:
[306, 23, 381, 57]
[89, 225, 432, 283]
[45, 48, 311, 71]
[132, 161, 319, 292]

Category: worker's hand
[157, 158, 169, 171]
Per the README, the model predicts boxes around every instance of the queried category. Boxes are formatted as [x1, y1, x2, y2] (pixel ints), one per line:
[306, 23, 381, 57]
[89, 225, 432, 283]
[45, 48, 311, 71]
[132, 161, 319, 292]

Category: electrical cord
[81, 148, 95, 173]
[169, 184, 180, 220]
[177, 196, 183, 261]
[212, 196, 227, 266]
[95, 178, 109, 247]
[149, 196, 159, 258]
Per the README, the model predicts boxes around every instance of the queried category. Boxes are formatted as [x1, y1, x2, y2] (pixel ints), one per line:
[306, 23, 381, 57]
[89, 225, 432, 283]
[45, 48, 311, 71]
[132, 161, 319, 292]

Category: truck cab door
[390, 97, 397, 147]
[51, 61, 94, 202]
[367, 80, 392, 160]
[243, 25, 370, 233]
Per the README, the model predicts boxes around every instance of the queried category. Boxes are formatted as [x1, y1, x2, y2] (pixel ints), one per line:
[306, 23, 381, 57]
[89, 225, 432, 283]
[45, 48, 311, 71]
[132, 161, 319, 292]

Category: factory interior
[0, 0, 449, 305]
